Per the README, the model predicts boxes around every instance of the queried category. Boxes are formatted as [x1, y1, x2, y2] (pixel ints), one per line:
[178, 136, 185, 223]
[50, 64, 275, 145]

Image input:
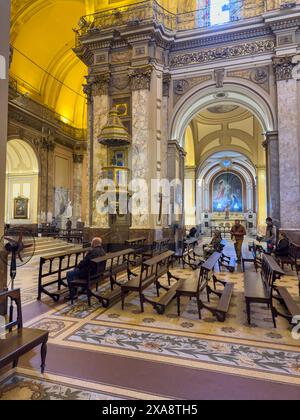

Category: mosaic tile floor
[0, 368, 165, 400]
[2, 238, 300, 399]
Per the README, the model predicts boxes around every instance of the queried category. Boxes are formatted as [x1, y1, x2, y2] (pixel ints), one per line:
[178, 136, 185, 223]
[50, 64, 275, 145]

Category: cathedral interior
[0, 0, 300, 401]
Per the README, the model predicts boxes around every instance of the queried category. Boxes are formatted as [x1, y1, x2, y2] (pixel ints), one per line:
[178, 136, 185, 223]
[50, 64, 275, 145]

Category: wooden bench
[121, 251, 175, 313]
[70, 249, 135, 307]
[244, 253, 285, 326]
[125, 237, 147, 266]
[241, 243, 261, 273]
[0, 289, 48, 374]
[37, 247, 88, 302]
[273, 286, 300, 327]
[173, 237, 202, 269]
[219, 253, 235, 273]
[176, 252, 233, 322]
[56, 229, 84, 244]
[143, 238, 170, 259]
[142, 251, 185, 315]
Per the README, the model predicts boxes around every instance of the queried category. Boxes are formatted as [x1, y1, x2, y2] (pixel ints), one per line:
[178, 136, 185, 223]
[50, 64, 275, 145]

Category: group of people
[65, 219, 291, 302]
[204, 217, 291, 263]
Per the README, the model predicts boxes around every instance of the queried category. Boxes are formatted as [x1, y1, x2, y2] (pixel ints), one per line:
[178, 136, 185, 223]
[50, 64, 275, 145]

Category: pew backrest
[198, 252, 222, 294]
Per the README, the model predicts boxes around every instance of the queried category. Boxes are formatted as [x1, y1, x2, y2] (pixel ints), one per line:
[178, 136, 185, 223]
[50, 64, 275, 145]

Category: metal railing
[75, 0, 300, 40]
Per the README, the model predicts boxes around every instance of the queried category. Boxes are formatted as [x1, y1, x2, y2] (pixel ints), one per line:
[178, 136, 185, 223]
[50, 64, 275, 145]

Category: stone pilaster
[83, 82, 93, 227]
[184, 166, 196, 227]
[0, 0, 10, 291]
[167, 140, 185, 226]
[39, 136, 55, 223]
[130, 66, 153, 229]
[263, 131, 280, 226]
[73, 153, 84, 222]
[273, 56, 300, 228]
[87, 73, 110, 229]
[256, 165, 267, 229]
[131, 88, 151, 229]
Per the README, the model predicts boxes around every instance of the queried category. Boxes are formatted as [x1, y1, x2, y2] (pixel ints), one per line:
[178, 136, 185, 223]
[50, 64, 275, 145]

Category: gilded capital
[129, 65, 153, 91]
[272, 56, 295, 81]
[90, 73, 111, 96]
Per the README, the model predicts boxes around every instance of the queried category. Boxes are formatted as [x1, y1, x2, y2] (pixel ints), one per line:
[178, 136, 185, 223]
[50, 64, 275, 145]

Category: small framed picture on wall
[14, 196, 29, 220]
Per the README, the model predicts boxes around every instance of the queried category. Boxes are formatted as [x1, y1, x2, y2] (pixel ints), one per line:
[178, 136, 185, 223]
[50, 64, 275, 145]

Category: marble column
[130, 66, 153, 230]
[184, 166, 196, 227]
[0, 0, 10, 291]
[91, 74, 110, 229]
[73, 153, 84, 223]
[39, 136, 55, 223]
[256, 165, 267, 230]
[273, 56, 300, 228]
[263, 131, 280, 226]
[83, 83, 93, 227]
[167, 140, 185, 225]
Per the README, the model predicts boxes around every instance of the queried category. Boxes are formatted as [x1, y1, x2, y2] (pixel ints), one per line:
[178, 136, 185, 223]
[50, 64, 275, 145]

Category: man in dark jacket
[66, 237, 106, 299]
[275, 232, 290, 257]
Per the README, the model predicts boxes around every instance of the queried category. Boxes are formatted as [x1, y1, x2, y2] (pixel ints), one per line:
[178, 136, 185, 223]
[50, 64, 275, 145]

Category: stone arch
[170, 81, 277, 146]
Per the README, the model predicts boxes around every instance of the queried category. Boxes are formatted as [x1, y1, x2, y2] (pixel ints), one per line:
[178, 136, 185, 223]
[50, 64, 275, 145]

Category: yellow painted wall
[54, 146, 73, 193]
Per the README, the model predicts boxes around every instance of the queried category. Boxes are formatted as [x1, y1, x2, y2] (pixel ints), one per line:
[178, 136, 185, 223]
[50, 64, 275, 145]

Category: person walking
[231, 220, 246, 263]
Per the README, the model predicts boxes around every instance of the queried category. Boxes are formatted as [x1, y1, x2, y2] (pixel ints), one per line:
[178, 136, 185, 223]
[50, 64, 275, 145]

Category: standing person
[265, 217, 277, 253]
[50, 217, 57, 233]
[66, 218, 72, 232]
[231, 220, 246, 263]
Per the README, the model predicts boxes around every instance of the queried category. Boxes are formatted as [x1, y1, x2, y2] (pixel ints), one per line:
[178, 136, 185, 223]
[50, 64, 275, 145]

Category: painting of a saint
[212, 173, 243, 212]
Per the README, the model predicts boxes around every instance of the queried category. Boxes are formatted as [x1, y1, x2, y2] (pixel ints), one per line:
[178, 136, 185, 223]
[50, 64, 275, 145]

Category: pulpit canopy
[98, 107, 130, 147]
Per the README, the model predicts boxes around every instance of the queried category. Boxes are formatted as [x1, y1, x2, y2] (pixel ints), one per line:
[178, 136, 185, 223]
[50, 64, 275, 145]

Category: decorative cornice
[170, 39, 275, 68]
[128, 65, 153, 91]
[272, 56, 295, 81]
[171, 27, 272, 52]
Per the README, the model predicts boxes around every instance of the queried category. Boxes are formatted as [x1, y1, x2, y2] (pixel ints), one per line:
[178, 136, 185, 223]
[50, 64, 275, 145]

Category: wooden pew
[121, 251, 175, 313]
[244, 253, 284, 326]
[242, 243, 262, 273]
[125, 237, 147, 266]
[0, 289, 48, 374]
[173, 237, 202, 269]
[219, 253, 236, 273]
[176, 252, 234, 322]
[143, 238, 170, 259]
[70, 249, 135, 307]
[142, 251, 186, 315]
[37, 247, 88, 302]
[273, 286, 300, 327]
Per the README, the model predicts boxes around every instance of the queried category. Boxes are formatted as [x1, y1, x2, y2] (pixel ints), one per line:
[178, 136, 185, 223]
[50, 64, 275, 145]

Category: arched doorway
[178, 101, 269, 233]
[5, 139, 39, 225]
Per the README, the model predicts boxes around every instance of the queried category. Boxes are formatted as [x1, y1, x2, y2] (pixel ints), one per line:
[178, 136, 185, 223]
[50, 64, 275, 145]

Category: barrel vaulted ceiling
[10, 0, 90, 129]
[10, 0, 199, 129]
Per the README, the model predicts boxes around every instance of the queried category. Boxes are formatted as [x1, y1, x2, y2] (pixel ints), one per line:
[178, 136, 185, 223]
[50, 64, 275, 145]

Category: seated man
[66, 237, 106, 300]
[275, 232, 290, 257]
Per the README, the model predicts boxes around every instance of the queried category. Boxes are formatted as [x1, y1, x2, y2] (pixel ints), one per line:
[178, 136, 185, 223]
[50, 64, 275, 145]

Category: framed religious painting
[14, 196, 29, 220]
